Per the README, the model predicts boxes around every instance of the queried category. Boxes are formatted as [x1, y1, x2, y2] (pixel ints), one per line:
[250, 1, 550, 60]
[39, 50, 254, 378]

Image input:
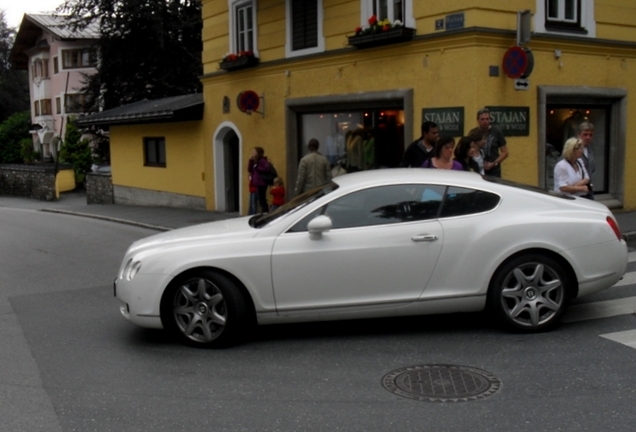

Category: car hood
[127, 216, 257, 256]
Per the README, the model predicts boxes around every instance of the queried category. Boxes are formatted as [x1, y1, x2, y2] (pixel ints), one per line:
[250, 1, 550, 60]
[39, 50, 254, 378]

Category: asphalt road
[1, 207, 635, 431]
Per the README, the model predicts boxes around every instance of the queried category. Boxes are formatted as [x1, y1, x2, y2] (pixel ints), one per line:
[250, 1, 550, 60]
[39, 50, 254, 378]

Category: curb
[624, 231, 636, 242]
[41, 209, 172, 232]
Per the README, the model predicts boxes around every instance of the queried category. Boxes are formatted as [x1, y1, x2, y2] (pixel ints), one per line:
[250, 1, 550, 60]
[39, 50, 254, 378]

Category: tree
[0, 10, 29, 122]
[58, 0, 202, 111]
[60, 118, 93, 184]
[0, 111, 31, 164]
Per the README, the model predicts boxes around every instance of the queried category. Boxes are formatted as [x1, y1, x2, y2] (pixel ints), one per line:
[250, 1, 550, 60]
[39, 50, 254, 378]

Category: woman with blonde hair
[553, 137, 592, 199]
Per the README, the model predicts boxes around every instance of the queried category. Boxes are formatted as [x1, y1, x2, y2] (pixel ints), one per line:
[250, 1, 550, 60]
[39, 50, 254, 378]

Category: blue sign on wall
[445, 13, 465, 30]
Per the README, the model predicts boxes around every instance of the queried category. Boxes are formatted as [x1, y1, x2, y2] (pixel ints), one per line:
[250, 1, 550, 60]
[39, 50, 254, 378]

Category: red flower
[368, 15, 377, 26]
[382, 24, 391, 31]
[355, 26, 362, 34]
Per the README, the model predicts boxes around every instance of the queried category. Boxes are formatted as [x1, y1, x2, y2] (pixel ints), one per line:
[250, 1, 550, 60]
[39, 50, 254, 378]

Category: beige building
[79, 1, 636, 212]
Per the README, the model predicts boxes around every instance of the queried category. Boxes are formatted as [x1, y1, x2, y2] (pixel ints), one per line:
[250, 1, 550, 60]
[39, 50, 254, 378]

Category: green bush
[0, 111, 31, 164]
[60, 118, 93, 184]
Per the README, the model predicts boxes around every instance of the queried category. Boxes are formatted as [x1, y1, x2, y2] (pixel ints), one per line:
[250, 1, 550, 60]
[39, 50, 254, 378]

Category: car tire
[488, 254, 570, 332]
[160, 270, 251, 348]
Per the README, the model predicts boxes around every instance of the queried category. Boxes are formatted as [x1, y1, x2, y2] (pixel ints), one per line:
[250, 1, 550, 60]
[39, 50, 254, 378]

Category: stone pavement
[0, 190, 635, 240]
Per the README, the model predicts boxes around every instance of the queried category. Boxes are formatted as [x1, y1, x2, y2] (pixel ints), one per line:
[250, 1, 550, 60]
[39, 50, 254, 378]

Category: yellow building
[79, 0, 636, 212]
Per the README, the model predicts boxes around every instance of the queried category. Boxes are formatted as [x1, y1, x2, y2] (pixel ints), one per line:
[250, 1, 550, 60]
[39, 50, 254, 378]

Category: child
[269, 177, 285, 211]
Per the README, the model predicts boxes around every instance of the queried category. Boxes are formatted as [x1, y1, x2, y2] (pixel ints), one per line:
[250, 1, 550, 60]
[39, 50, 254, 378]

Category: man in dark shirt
[400, 121, 439, 167]
[471, 108, 508, 177]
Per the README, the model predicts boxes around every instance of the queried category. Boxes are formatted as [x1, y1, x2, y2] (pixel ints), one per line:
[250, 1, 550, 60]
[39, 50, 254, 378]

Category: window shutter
[291, 0, 318, 51]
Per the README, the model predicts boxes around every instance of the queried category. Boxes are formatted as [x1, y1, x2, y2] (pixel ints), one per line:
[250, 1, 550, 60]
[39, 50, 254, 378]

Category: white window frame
[361, 0, 415, 28]
[228, 0, 258, 56]
[535, 0, 595, 37]
[546, 0, 578, 23]
[285, 0, 325, 58]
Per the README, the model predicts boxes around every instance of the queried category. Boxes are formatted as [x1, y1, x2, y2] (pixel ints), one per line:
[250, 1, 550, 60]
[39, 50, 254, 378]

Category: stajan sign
[485, 106, 530, 136]
[422, 107, 464, 136]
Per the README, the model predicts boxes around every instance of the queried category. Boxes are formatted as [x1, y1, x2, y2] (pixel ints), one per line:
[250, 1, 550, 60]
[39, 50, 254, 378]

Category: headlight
[122, 258, 142, 281]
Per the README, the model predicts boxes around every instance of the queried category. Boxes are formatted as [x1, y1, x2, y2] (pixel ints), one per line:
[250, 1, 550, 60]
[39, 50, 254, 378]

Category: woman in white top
[553, 137, 591, 198]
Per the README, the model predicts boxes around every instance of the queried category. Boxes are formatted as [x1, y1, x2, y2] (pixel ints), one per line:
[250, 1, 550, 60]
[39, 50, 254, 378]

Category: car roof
[332, 168, 486, 189]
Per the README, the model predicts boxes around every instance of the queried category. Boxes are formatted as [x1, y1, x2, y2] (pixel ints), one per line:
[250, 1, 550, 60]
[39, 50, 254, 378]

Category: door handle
[411, 234, 438, 242]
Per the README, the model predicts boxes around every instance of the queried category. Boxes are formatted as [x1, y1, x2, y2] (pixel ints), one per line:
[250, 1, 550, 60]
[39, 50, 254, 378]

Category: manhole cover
[382, 364, 502, 402]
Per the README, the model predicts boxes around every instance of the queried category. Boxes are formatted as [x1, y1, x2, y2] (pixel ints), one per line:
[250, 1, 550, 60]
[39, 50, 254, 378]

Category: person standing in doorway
[471, 108, 508, 177]
[577, 121, 596, 198]
[294, 138, 332, 196]
[399, 121, 439, 167]
[248, 146, 270, 213]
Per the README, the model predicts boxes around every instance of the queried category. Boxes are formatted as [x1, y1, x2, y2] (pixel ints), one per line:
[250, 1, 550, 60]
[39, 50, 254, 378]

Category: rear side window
[439, 187, 500, 218]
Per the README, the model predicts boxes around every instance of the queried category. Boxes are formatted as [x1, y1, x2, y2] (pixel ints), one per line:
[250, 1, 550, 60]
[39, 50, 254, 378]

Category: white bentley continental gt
[114, 169, 628, 347]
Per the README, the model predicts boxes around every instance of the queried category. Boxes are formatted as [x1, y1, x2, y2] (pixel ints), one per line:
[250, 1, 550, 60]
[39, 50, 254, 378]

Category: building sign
[486, 106, 530, 136]
[445, 13, 465, 30]
[422, 107, 464, 136]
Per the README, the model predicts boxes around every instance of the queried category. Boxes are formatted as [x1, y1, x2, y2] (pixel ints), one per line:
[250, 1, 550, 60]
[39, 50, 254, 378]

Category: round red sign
[502, 46, 534, 79]
[237, 90, 260, 113]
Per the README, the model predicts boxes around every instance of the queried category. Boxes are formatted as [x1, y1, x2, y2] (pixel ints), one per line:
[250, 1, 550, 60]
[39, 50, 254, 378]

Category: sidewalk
[1, 190, 635, 240]
[0, 191, 238, 231]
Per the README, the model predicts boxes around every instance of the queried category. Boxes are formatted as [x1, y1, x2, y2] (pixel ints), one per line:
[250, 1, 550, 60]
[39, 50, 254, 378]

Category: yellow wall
[110, 122, 206, 198]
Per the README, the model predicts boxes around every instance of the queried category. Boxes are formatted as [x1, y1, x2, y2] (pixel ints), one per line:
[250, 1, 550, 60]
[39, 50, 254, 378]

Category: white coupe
[114, 169, 627, 347]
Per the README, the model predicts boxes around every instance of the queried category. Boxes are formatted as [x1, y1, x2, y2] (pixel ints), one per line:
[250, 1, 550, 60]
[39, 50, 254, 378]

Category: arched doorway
[213, 123, 242, 213]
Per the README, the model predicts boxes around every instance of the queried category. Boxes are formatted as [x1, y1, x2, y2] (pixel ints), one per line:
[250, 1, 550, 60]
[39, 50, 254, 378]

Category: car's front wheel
[488, 254, 571, 332]
[160, 270, 251, 347]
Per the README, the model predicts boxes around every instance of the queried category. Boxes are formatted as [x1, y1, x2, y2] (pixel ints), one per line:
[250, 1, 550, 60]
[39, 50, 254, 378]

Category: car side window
[288, 184, 445, 232]
[439, 187, 500, 218]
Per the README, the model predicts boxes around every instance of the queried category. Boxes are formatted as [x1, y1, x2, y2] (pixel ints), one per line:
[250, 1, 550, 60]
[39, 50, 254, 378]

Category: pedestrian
[399, 121, 439, 167]
[269, 177, 286, 211]
[577, 121, 596, 198]
[247, 146, 270, 213]
[294, 138, 332, 195]
[553, 137, 592, 199]
[454, 136, 481, 172]
[468, 129, 486, 174]
[471, 108, 508, 177]
[422, 135, 463, 170]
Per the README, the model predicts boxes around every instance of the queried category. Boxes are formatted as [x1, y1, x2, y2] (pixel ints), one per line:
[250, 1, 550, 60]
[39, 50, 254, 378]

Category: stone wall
[86, 173, 114, 204]
[0, 164, 60, 201]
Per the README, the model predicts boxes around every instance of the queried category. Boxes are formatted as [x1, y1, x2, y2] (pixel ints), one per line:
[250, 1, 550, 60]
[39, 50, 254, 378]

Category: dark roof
[75, 94, 204, 127]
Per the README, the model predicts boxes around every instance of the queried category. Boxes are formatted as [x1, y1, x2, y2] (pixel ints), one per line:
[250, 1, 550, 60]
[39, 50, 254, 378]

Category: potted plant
[348, 15, 416, 49]
[219, 50, 259, 71]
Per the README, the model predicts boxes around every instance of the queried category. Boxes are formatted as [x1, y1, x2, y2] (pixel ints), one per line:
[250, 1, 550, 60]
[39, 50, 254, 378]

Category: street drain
[382, 364, 502, 402]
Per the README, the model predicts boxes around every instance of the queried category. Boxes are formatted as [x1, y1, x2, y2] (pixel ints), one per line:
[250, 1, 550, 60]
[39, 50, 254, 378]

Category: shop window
[62, 48, 97, 69]
[360, 0, 415, 28]
[286, 0, 324, 57]
[544, 106, 609, 194]
[230, 0, 256, 54]
[65, 93, 86, 113]
[144, 137, 166, 167]
[536, 0, 595, 36]
[299, 109, 405, 174]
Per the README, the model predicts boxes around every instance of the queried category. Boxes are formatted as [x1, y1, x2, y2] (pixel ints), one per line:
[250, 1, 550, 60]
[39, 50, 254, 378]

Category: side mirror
[307, 215, 332, 238]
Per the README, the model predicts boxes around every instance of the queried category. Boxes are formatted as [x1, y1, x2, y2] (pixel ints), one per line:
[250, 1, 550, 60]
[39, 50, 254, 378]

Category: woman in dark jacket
[454, 136, 481, 173]
[248, 146, 270, 213]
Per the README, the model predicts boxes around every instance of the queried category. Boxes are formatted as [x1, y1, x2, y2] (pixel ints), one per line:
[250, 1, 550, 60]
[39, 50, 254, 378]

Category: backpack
[261, 161, 278, 186]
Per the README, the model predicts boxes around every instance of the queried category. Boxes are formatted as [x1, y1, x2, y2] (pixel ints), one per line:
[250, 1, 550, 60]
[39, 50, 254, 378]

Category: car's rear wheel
[488, 254, 570, 332]
[160, 270, 250, 348]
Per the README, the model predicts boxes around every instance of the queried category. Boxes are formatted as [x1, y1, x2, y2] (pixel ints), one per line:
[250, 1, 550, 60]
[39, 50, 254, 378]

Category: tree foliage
[60, 118, 93, 183]
[58, 0, 203, 111]
[0, 11, 29, 123]
[0, 111, 31, 164]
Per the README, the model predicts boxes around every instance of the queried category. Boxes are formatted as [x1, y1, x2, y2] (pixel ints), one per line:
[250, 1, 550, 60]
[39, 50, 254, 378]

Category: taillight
[606, 216, 622, 240]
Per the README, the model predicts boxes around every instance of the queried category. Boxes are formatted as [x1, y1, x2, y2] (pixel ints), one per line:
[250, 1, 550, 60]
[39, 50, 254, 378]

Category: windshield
[250, 182, 339, 228]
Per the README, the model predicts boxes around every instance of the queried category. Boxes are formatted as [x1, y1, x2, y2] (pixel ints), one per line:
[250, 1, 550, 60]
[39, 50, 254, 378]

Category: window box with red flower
[348, 16, 416, 49]
[219, 51, 259, 71]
